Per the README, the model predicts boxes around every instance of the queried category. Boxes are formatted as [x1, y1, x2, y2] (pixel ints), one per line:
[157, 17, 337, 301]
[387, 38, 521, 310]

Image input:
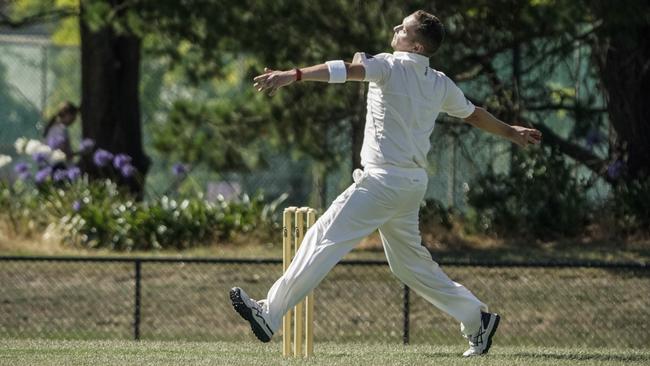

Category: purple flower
[47, 134, 66, 150]
[120, 164, 136, 177]
[72, 200, 83, 212]
[113, 153, 132, 169]
[32, 152, 50, 166]
[607, 160, 624, 180]
[53, 169, 68, 182]
[18, 171, 31, 180]
[67, 166, 81, 181]
[79, 138, 95, 153]
[35, 167, 52, 184]
[14, 162, 29, 174]
[93, 149, 114, 167]
[172, 163, 188, 176]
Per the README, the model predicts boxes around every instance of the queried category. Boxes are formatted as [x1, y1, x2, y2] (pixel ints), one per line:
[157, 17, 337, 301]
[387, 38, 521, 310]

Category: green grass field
[1, 339, 648, 366]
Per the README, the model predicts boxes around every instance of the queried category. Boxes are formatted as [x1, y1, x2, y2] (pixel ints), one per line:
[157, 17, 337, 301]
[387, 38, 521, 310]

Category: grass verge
[1, 339, 649, 366]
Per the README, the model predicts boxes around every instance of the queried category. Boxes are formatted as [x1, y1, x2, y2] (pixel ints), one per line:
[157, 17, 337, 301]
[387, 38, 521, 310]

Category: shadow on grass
[415, 350, 650, 363]
[509, 351, 650, 363]
[415, 351, 462, 358]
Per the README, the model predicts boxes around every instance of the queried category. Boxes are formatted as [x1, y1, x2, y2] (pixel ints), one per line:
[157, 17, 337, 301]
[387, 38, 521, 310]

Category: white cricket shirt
[354, 51, 475, 170]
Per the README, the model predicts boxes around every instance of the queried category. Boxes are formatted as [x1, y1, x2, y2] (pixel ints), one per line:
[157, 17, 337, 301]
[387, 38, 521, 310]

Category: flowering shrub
[0, 137, 286, 250]
[56, 180, 283, 250]
[0, 155, 12, 169]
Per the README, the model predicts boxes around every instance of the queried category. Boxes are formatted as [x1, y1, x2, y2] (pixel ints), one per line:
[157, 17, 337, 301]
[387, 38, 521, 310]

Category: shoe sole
[482, 314, 500, 355]
[229, 287, 273, 343]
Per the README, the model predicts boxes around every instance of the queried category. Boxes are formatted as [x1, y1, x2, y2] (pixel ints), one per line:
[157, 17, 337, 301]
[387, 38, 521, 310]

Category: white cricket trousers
[264, 166, 488, 335]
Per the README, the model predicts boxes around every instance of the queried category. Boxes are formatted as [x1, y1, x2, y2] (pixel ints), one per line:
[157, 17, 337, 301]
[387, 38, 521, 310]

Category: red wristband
[294, 68, 302, 82]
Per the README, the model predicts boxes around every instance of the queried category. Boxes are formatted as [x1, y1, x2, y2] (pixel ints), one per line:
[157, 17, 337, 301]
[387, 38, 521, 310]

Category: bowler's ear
[413, 42, 425, 54]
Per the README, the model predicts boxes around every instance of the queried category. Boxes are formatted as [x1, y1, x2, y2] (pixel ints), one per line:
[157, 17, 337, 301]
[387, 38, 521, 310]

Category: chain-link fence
[1, 256, 647, 348]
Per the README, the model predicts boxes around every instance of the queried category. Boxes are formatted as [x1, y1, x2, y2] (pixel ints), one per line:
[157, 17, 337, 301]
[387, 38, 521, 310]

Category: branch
[520, 23, 602, 75]
[468, 84, 611, 181]
[467, 56, 523, 122]
[524, 117, 612, 182]
[105, 0, 140, 24]
[450, 32, 550, 68]
[525, 104, 607, 113]
[453, 23, 602, 82]
[0, 7, 78, 28]
[455, 64, 484, 82]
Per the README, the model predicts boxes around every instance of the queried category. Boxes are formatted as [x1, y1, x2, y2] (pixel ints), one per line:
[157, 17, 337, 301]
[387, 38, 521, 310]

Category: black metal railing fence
[0, 256, 648, 348]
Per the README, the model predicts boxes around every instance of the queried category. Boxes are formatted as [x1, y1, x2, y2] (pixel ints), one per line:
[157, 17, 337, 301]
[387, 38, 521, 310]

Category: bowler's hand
[253, 68, 296, 96]
[510, 126, 542, 147]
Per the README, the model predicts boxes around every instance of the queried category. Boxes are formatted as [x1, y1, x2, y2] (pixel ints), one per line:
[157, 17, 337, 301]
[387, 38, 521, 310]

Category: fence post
[134, 259, 142, 341]
[40, 45, 48, 112]
[403, 285, 410, 345]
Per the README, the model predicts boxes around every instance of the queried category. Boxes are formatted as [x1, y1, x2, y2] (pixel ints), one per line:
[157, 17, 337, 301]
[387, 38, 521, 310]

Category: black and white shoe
[229, 287, 274, 342]
[462, 312, 500, 357]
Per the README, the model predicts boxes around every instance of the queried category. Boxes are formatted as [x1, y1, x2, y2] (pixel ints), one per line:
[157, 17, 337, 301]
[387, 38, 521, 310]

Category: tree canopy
[2, 0, 648, 185]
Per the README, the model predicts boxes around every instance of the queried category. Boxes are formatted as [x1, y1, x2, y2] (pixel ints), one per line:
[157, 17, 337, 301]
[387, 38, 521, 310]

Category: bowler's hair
[412, 10, 445, 57]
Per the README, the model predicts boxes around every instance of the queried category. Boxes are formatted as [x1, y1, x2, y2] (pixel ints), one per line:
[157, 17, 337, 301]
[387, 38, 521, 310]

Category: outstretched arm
[463, 107, 542, 147]
[253, 63, 366, 96]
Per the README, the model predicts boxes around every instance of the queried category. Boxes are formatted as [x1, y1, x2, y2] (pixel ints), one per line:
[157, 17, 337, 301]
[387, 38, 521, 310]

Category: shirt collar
[393, 51, 430, 67]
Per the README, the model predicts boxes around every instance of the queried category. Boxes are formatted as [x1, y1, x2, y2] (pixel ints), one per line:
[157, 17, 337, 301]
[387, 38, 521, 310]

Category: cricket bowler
[231, 9, 542, 356]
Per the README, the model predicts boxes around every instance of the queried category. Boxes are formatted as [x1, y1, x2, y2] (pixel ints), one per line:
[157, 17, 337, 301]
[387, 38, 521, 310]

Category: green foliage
[5, 0, 648, 238]
[128, 0, 624, 177]
[3, 0, 79, 44]
[151, 93, 268, 173]
[419, 199, 455, 231]
[0, 178, 286, 251]
[132, 1, 401, 170]
[467, 147, 591, 238]
[0, 180, 52, 237]
[607, 178, 650, 234]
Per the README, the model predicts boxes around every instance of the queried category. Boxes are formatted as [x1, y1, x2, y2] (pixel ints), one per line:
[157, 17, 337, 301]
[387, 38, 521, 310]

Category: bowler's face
[391, 15, 419, 52]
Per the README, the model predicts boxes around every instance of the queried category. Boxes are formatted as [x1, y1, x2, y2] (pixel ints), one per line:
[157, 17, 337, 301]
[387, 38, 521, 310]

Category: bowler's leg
[264, 182, 394, 331]
[379, 210, 487, 334]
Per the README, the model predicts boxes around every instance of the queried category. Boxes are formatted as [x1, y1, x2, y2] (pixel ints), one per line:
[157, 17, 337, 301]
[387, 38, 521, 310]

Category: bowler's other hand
[253, 68, 296, 96]
[510, 126, 542, 147]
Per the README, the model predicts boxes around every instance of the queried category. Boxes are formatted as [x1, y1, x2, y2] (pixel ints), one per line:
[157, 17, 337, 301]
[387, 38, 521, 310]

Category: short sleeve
[441, 76, 475, 119]
[352, 52, 391, 84]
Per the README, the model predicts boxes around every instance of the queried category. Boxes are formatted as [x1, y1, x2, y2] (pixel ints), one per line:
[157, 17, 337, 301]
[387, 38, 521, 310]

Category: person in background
[42, 101, 79, 162]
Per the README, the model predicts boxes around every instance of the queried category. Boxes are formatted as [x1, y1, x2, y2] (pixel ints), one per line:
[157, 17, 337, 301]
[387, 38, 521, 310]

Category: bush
[607, 178, 650, 234]
[466, 147, 591, 238]
[0, 137, 287, 250]
[0, 180, 54, 237]
[58, 181, 285, 250]
[419, 199, 455, 231]
[0, 177, 286, 250]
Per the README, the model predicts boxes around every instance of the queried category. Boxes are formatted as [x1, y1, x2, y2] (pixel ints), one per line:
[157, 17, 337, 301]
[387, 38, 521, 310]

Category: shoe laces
[256, 300, 266, 310]
[242, 294, 261, 310]
[465, 328, 486, 347]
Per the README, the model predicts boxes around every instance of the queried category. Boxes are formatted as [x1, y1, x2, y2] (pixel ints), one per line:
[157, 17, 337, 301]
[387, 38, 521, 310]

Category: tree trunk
[599, 27, 650, 180]
[594, 5, 650, 181]
[79, 1, 150, 198]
